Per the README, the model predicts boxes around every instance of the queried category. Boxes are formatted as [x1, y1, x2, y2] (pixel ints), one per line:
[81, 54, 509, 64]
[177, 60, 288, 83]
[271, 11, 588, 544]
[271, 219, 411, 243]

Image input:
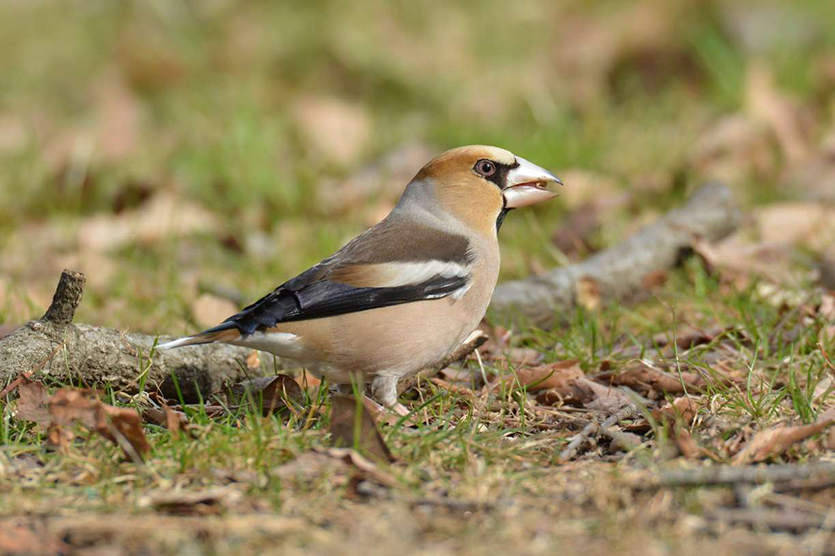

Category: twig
[707, 508, 833, 532]
[491, 183, 741, 327]
[0, 269, 264, 404]
[42, 269, 85, 327]
[558, 404, 637, 463]
[642, 462, 835, 488]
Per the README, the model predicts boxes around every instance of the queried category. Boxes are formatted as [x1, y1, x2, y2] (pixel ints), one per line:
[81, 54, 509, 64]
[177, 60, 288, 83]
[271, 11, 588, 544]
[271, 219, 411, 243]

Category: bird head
[401, 145, 562, 235]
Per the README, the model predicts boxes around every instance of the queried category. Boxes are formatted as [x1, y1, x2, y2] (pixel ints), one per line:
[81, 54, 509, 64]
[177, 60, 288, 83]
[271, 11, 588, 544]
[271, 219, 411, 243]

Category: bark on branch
[0, 270, 263, 403]
[491, 182, 742, 327]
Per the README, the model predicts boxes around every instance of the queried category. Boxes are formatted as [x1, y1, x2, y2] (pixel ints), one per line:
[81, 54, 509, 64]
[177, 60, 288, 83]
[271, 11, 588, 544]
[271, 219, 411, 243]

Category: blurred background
[1, 0, 833, 335]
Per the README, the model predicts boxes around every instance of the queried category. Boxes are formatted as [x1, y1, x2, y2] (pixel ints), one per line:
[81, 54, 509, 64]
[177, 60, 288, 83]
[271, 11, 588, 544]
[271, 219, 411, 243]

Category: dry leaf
[731, 417, 835, 465]
[755, 203, 835, 252]
[673, 427, 701, 459]
[651, 325, 727, 350]
[613, 363, 704, 396]
[329, 395, 393, 463]
[47, 389, 150, 460]
[78, 192, 219, 253]
[746, 62, 813, 165]
[690, 113, 775, 185]
[15, 378, 51, 426]
[48, 389, 101, 429]
[576, 277, 601, 311]
[294, 370, 321, 393]
[246, 350, 261, 371]
[538, 376, 634, 411]
[509, 361, 583, 393]
[652, 397, 699, 425]
[292, 96, 371, 166]
[95, 404, 152, 460]
[227, 374, 304, 417]
[642, 270, 668, 289]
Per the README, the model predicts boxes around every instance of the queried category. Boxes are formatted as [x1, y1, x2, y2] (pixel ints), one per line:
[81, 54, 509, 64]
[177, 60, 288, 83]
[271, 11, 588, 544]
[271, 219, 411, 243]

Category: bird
[159, 145, 562, 414]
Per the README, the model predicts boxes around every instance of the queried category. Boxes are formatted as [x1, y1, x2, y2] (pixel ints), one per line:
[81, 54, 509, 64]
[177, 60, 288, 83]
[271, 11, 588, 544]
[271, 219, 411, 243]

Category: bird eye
[475, 160, 496, 177]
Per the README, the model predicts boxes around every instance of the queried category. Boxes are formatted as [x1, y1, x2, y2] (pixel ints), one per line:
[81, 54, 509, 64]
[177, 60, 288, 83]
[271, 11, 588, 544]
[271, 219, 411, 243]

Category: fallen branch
[491, 182, 741, 327]
[644, 462, 835, 488]
[707, 508, 832, 533]
[558, 404, 636, 463]
[0, 270, 263, 403]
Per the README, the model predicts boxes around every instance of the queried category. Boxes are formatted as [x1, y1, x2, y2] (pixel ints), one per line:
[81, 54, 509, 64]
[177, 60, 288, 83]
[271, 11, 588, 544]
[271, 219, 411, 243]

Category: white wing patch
[231, 331, 306, 359]
[376, 260, 471, 291]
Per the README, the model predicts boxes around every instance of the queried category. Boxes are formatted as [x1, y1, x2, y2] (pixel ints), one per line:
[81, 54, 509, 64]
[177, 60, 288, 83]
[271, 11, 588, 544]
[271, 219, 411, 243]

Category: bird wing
[206, 214, 473, 336]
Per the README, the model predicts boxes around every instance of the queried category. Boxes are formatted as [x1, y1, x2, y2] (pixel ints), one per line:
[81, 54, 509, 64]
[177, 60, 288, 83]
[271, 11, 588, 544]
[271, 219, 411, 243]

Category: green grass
[1, 0, 835, 554]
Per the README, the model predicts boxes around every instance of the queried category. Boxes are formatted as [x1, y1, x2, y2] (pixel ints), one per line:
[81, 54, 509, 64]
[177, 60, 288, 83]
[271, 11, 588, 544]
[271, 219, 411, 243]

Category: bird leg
[371, 375, 410, 416]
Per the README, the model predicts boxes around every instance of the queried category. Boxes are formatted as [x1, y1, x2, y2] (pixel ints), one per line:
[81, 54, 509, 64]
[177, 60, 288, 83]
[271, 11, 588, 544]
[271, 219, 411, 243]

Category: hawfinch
[160, 146, 561, 413]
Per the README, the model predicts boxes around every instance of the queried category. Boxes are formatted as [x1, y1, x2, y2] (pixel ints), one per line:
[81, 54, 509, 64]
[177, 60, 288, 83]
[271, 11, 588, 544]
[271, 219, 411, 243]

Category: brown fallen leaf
[48, 389, 101, 429]
[576, 276, 602, 311]
[77, 192, 220, 253]
[227, 374, 304, 417]
[245, 350, 261, 371]
[651, 325, 728, 350]
[755, 202, 835, 252]
[95, 404, 152, 461]
[731, 416, 835, 465]
[506, 360, 583, 393]
[15, 378, 51, 426]
[329, 395, 393, 463]
[652, 397, 699, 425]
[292, 96, 371, 166]
[537, 377, 634, 412]
[642, 270, 668, 289]
[746, 62, 814, 166]
[673, 427, 701, 459]
[47, 389, 150, 461]
[163, 402, 186, 438]
[612, 363, 704, 397]
[294, 370, 322, 393]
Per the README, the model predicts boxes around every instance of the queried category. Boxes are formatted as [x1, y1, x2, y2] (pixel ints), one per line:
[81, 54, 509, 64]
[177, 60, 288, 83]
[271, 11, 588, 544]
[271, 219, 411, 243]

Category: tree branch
[491, 182, 742, 327]
[0, 270, 264, 403]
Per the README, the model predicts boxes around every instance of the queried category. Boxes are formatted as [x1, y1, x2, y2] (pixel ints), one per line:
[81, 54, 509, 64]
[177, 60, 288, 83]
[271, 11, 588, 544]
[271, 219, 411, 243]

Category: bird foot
[390, 402, 410, 417]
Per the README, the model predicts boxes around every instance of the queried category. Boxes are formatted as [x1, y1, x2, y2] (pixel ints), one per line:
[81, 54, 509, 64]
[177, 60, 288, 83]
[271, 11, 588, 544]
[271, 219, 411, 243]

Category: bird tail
[157, 323, 242, 350]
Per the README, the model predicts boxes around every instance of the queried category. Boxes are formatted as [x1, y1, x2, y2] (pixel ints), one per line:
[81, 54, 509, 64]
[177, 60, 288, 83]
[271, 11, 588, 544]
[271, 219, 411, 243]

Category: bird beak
[502, 157, 563, 209]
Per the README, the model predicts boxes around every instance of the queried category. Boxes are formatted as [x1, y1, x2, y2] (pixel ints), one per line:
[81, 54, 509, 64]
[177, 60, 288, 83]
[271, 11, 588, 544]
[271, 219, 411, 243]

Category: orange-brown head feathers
[402, 145, 561, 235]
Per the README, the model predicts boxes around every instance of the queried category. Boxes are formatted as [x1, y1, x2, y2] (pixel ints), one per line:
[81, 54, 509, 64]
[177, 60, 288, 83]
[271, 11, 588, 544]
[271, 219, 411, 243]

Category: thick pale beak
[502, 157, 562, 209]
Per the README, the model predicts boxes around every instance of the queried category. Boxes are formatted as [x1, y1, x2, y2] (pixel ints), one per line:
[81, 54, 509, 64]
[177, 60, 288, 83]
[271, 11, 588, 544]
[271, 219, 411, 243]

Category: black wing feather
[205, 274, 468, 336]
